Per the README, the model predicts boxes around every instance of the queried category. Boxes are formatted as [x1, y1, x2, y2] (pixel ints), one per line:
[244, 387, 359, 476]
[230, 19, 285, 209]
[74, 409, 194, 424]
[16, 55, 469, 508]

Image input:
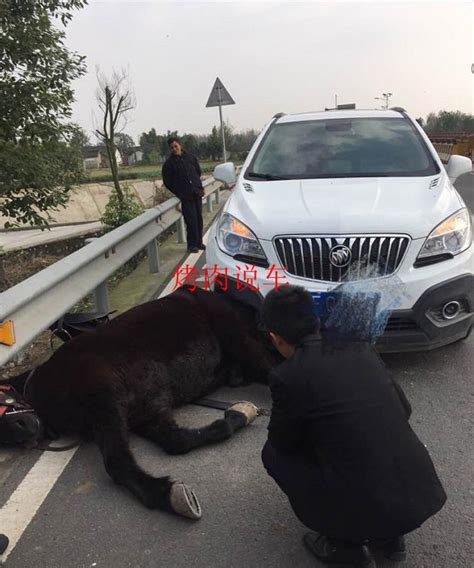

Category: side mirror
[446, 155, 472, 183]
[213, 162, 237, 185]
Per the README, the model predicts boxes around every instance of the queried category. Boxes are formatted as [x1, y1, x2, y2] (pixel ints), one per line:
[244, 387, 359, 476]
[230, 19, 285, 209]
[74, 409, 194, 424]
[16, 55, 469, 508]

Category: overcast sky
[64, 0, 474, 144]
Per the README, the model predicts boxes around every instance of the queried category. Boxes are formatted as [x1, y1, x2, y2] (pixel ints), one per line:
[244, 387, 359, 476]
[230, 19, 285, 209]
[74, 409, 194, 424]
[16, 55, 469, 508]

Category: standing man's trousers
[181, 197, 203, 250]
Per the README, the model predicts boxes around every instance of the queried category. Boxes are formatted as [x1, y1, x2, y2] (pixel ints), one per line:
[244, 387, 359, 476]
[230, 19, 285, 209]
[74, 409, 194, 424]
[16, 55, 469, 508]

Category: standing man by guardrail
[162, 136, 206, 253]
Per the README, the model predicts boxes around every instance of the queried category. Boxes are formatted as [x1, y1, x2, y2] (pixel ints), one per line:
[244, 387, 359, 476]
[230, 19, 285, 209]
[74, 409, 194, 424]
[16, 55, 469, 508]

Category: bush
[101, 184, 143, 229]
[85, 172, 140, 183]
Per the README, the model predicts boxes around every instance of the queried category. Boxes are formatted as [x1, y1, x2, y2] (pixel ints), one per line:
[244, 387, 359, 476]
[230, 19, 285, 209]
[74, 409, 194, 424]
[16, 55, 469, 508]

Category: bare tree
[95, 68, 135, 204]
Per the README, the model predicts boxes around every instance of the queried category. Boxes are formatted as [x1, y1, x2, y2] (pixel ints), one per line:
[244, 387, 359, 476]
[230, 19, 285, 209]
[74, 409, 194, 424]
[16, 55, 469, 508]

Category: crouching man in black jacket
[261, 285, 446, 567]
[162, 137, 205, 253]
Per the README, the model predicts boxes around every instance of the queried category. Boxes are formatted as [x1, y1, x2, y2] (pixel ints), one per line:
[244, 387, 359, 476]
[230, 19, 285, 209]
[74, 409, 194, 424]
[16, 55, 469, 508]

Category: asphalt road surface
[1, 337, 473, 568]
[0, 171, 472, 568]
[456, 171, 474, 213]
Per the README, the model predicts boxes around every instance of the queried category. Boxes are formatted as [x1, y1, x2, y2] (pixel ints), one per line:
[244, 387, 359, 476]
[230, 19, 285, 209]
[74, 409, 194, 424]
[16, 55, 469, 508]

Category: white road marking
[0, 449, 77, 563]
[0, 225, 213, 563]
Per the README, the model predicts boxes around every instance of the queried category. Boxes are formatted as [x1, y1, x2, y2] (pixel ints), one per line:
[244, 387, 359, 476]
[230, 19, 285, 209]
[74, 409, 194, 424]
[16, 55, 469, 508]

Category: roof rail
[273, 112, 286, 119]
[390, 106, 407, 115]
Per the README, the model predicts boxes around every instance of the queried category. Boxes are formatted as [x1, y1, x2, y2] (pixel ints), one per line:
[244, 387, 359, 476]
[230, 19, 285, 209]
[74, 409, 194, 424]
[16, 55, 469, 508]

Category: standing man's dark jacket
[162, 151, 203, 201]
[162, 150, 204, 250]
[262, 335, 446, 542]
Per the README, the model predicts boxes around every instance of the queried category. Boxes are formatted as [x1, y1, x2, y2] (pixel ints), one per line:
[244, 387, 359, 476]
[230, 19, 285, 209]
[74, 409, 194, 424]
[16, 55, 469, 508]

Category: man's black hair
[167, 136, 180, 147]
[261, 285, 320, 345]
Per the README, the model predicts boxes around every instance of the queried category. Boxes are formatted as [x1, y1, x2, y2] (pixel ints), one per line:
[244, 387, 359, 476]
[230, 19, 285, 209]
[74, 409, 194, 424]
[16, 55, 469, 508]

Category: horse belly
[168, 337, 222, 405]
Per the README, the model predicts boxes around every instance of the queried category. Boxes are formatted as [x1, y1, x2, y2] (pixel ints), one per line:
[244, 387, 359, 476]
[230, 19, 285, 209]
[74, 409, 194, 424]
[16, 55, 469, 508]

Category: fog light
[441, 301, 461, 320]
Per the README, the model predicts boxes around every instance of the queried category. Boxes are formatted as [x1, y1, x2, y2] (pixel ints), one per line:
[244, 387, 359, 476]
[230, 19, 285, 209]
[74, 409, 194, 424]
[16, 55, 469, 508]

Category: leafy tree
[137, 124, 257, 163]
[139, 128, 159, 163]
[69, 125, 90, 150]
[139, 129, 178, 163]
[425, 111, 474, 133]
[0, 0, 87, 228]
[229, 128, 259, 159]
[180, 133, 198, 155]
[208, 126, 221, 161]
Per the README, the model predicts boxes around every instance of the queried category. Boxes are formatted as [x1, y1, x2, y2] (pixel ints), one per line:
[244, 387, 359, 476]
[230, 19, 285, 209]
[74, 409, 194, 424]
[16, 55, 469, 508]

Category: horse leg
[225, 336, 273, 384]
[215, 359, 244, 387]
[132, 398, 257, 456]
[92, 403, 200, 518]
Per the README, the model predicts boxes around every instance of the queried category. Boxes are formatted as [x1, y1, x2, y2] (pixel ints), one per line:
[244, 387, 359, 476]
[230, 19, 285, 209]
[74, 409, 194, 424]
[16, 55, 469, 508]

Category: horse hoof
[170, 482, 202, 520]
[227, 401, 259, 425]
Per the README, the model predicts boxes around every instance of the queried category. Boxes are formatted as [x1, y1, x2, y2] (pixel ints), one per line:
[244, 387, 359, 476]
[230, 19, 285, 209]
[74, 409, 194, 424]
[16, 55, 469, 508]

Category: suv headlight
[417, 208, 472, 260]
[217, 213, 267, 262]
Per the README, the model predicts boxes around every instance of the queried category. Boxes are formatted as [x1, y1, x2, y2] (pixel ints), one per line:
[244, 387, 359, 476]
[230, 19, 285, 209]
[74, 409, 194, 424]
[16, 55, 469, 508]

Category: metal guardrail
[0, 176, 225, 367]
[432, 142, 455, 164]
[429, 133, 474, 164]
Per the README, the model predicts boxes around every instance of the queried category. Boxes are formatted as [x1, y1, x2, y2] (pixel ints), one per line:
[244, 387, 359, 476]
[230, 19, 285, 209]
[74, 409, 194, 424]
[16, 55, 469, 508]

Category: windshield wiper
[246, 171, 288, 180]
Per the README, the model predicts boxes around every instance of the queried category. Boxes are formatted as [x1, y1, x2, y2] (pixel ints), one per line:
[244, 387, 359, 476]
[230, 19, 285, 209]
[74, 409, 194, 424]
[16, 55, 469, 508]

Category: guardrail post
[206, 194, 213, 213]
[215, 186, 221, 204]
[147, 238, 160, 273]
[177, 217, 186, 243]
[94, 280, 110, 313]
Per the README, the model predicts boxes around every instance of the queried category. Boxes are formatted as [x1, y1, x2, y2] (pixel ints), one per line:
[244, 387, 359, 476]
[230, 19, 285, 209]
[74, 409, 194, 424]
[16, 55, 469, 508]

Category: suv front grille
[274, 235, 410, 283]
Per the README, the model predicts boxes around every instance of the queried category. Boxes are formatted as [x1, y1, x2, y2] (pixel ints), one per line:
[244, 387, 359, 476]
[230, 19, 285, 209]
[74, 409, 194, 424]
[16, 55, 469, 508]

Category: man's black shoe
[198, 243, 206, 250]
[369, 535, 406, 562]
[382, 536, 406, 561]
[0, 534, 9, 554]
[303, 532, 375, 567]
[187, 247, 199, 253]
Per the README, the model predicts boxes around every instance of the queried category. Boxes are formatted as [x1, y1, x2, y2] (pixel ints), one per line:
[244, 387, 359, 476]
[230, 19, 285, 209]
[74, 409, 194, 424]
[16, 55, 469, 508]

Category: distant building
[82, 145, 123, 170]
[121, 146, 144, 166]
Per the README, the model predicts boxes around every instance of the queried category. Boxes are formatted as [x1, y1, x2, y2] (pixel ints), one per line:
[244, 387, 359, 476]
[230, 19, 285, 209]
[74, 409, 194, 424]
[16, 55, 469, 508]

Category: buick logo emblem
[329, 245, 352, 267]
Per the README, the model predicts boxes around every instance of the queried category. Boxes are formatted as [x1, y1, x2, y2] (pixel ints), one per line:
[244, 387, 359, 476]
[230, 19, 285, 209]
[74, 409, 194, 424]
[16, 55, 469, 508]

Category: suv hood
[227, 174, 462, 240]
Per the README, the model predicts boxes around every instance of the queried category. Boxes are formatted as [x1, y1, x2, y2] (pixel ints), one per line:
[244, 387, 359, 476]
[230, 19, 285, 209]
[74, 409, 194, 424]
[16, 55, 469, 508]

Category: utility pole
[375, 92, 393, 110]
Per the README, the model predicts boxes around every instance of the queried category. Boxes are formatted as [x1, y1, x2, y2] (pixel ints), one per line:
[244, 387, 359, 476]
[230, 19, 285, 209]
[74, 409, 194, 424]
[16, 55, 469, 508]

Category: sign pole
[217, 86, 227, 162]
[206, 78, 235, 163]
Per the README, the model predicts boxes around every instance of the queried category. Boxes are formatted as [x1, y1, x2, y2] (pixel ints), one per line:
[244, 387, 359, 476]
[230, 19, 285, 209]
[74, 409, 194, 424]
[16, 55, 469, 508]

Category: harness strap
[23, 368, 36, 399]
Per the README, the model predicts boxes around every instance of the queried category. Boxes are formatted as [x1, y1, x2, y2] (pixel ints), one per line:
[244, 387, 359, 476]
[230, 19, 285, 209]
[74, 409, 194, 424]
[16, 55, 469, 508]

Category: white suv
[207, 109, 473, 352]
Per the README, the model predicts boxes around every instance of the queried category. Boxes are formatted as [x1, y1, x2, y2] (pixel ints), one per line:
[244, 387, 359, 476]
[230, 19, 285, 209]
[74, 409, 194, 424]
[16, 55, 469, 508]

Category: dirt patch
[0, 232, 104, 293]
[0, 254, 60, 292]
[1, 331, 53, 380]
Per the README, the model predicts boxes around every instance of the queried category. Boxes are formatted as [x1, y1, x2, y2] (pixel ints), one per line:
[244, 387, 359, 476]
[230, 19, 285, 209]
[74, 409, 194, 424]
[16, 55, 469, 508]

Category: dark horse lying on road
[4, 286, 275, 520]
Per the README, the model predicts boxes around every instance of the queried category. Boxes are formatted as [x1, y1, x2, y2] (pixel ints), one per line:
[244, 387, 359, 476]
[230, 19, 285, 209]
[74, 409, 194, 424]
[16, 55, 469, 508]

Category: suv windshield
[247, 117, 439, 179]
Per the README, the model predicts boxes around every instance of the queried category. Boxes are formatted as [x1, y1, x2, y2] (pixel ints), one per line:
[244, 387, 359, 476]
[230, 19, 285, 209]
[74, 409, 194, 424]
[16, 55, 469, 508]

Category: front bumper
[206, 228, 474, 352]
[375, 274, 473, 352]
[213, 273, 473, 353]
